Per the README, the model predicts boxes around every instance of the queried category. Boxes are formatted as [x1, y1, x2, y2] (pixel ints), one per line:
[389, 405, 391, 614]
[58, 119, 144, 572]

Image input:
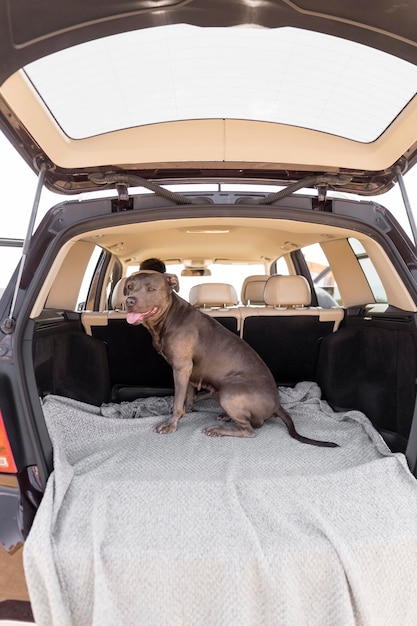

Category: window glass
[170, 262, 267, 302]
[275, 256, 290, 275]
[25, 25, 417, 143]
[0, 243, 23, 296]
[76, 245, 103, 311]
[348, 238, 387, 302]
[128, 261, 266, 303]
[301, 243, 340, 305]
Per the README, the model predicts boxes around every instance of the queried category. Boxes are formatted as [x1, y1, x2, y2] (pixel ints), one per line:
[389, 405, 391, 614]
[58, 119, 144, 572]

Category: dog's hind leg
[204, 421, 256, 437]
[204, 391, 257, 437]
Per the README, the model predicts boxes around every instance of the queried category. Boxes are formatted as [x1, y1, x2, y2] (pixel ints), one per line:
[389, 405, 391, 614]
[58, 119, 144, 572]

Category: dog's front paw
[155, 420, 177, 434]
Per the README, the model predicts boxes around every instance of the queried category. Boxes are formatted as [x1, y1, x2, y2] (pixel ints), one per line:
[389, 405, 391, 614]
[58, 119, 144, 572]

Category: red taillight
[0, 409, 17, 473]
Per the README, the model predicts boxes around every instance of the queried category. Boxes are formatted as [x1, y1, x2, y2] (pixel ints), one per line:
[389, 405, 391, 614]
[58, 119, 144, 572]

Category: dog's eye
[148, 287, 156, 292]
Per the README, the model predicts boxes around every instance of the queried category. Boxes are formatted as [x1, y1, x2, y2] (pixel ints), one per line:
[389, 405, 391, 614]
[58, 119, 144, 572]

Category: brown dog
[124, 271, 337, 446]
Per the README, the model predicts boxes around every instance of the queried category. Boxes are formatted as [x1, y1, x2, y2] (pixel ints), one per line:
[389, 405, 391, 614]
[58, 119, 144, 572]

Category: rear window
[24, 25, 417, 143]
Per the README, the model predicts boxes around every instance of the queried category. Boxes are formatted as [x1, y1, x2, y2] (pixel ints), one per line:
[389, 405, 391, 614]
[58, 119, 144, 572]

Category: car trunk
[1, 190, 406, 464]
[31, 297, 417, 453]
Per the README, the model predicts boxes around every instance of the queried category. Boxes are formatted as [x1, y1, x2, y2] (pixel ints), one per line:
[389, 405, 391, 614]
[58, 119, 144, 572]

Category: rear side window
[275, 257, 290, 275]
[301, 243, 340, 304]
[0, 240, 23, 296]
[76, 246, 103, 311]
[76, 246, 120, 311]
[348, 238, 387, 303]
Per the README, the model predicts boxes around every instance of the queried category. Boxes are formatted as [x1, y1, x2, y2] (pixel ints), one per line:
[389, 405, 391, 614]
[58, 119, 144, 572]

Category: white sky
[1, 129, 417, 288]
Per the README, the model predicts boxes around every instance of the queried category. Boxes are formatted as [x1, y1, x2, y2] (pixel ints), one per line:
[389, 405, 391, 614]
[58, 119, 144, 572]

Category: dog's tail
[275, 405, 338, 448]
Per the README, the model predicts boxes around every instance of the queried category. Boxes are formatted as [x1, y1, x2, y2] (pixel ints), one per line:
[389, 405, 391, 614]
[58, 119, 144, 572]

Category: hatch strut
[395, 165, 417, 246]
[1, 163, 47, 334]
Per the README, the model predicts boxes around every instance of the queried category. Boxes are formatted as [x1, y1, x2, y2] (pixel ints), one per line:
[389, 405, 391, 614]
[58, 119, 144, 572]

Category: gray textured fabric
[101, 394, 174, 419]
[24, 382, 417, 625]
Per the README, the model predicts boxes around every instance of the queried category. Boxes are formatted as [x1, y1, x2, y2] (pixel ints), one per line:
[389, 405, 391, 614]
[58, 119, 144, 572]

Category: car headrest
[111, 277, 128, 309]
[241, 275, 269, 305]
[264, 275, 311, 307]
[189, 283, 238, 308]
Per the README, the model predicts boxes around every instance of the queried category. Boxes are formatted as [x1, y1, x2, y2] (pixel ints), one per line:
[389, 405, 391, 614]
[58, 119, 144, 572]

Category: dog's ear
[165, 273, 180, 292]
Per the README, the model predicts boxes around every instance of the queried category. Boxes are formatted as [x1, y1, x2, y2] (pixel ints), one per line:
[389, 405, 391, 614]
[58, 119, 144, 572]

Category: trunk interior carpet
[24, 382, 417, 626]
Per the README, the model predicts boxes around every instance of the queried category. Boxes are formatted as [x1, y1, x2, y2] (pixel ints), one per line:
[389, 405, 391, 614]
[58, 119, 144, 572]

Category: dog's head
[124, 270, 176, 325]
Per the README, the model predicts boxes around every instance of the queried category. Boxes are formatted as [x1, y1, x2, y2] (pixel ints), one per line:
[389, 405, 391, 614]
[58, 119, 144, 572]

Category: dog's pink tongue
[126, 312, 145, 325]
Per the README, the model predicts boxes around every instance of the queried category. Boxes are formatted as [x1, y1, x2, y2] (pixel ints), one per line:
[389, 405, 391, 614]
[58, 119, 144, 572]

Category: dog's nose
[125, 296, 136, 308]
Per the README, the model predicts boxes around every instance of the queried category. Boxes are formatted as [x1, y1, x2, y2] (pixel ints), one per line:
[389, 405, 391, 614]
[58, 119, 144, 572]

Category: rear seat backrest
[240, 275, 343, 328]
[240, 274, 344, 385]
[189, 283, 240, 334]
[241, 275, 269, 305]
[82, 276, 127, 336]
[81, 274, 344, 397]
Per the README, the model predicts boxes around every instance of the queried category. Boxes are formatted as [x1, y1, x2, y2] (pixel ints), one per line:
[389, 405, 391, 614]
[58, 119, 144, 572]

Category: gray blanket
[24, 382, 417, 625]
